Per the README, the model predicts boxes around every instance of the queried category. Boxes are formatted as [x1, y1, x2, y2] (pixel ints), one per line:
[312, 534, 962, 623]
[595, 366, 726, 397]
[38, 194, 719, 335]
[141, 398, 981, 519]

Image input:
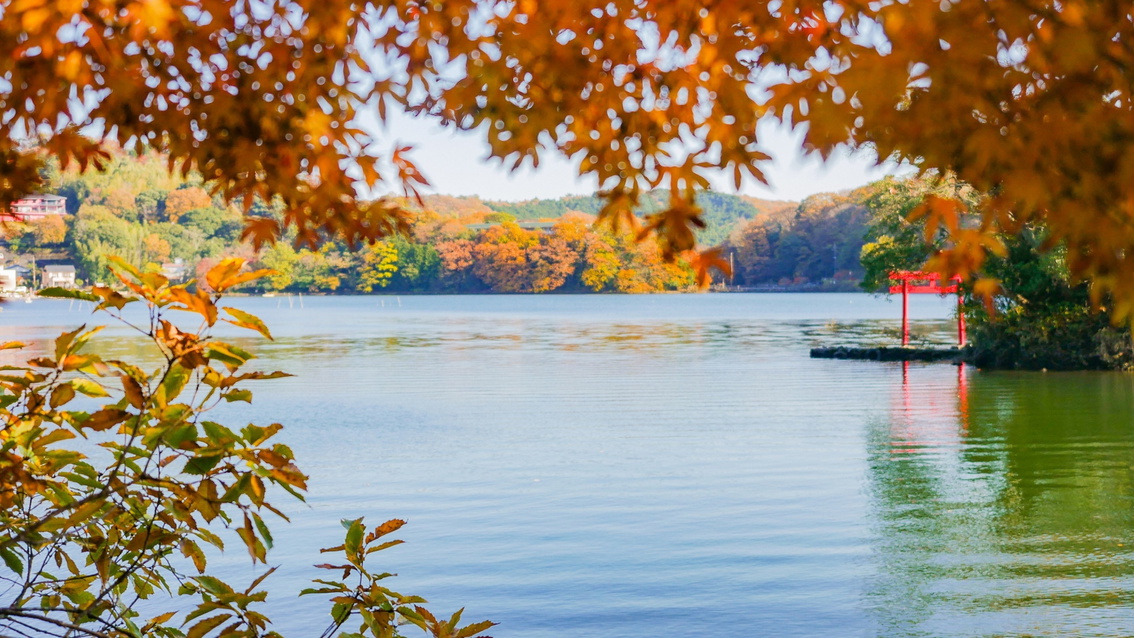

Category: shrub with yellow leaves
[0, 259, 493, 638]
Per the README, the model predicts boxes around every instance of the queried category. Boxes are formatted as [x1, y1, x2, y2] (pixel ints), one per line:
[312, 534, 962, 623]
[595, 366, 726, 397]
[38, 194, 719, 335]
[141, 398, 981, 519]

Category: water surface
[3, 293, 1132, 637]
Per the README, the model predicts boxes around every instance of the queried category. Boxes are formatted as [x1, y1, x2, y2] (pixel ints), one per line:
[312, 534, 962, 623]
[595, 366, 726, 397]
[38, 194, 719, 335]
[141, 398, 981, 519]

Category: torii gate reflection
[892, 361, 971, 453]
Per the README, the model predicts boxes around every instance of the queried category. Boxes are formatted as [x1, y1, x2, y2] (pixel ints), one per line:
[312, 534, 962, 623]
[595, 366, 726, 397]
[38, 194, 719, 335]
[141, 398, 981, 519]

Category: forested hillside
[722, 189, 872, 289]
[2, 151, 881, 293]
[481, 191, 794, 246]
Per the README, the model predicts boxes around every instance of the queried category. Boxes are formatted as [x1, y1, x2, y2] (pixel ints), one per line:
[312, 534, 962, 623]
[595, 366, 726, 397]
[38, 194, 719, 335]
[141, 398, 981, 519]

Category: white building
[40, 264, 76, 289]
[162, 259, 190, 282]
[0, 267, 17, 293]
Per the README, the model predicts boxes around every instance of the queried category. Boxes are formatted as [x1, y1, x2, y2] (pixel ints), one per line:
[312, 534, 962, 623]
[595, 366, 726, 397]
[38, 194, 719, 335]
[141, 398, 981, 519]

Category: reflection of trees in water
[0, 330, 168, 366]
[252, 316, 963, 360]
[253, 319, 770, 359]
[3, 313, 961, 369]
[866, 369, 1134, 636]
[806, 318, 958, 348]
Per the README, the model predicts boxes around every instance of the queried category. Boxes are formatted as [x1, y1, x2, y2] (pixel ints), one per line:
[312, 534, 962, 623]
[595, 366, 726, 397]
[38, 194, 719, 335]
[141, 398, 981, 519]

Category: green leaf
[252, 513, 274, 550]
[0, 546, 24, 575]
[344, 518, 364, 559]
[221, 473, 251, 502]
[107, 255, 142, 279]
[201, 421, 237, 444]
[222, 307, 274, 340]
[366, 539, 405, 554]
[158, 364, 191, 404]
[206, 343, 253, 369]
[186, 613, 229, 638]
[448, 608, 464, 632]
[194, 576, 233, 597]
[39, 287, 98, 301]
[53, 324, 88, 360]
[398, 606, 425, 627]
[184, 455, 222, 475]
[67, 499, 106, 524]
[330, 601, 351, 624]
[223, 389, 252, 403]
[165, 424, 197, 448]
[70, 378, 109, 398]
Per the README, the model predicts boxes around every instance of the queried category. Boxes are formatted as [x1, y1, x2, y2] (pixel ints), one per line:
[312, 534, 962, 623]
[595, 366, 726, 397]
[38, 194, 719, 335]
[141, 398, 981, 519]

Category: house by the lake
[4, 194, 68, 221]
[0, 266, 17, 293]
[162, 259, 190, 282]
[40, 264, 76, 289]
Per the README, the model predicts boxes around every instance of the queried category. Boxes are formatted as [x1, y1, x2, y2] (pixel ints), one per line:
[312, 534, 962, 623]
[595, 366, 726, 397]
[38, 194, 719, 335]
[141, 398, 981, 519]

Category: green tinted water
[868, 371, 1134, 636]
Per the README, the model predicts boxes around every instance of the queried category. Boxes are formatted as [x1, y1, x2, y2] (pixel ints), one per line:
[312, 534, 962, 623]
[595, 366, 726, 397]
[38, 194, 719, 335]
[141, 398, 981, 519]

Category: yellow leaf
[205, 258, 245, 292]
[222, 307, 273, 340]
[167, 287, 218, 326]
[70, 378, 109, 398]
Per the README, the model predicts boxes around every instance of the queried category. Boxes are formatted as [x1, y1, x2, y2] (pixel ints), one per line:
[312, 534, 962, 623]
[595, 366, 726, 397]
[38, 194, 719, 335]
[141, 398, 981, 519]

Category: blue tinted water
[3, 293, 1132, 637]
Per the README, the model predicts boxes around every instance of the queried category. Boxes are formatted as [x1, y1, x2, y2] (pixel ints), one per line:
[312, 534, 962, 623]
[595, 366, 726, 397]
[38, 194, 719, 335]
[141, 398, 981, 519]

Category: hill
[483, 191, 798, 246]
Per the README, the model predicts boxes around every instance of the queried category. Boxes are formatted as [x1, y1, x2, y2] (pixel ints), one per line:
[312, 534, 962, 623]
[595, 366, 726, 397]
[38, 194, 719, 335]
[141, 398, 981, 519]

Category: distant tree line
[3, 151, 940, 294]
[0, 153, 704, 293]
[483, 190, 788, 247]
[253, 212, 696, 294]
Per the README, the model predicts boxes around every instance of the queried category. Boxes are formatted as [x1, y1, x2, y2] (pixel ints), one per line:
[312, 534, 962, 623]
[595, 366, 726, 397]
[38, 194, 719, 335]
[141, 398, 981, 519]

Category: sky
[376, 110, 905, 204]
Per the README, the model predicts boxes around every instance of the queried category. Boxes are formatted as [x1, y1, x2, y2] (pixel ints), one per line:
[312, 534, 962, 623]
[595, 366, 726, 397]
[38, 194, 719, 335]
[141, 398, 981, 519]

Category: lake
[3, 293, 1133, 637]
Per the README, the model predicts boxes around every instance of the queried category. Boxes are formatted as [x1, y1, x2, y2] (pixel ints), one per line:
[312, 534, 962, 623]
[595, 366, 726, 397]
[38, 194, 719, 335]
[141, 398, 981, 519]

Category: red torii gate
[888, 271, 965, 347]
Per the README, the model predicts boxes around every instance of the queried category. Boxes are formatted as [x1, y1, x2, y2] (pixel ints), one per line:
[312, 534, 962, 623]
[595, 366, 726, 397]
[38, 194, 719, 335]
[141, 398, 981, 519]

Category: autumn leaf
[691, 247, 731, 289]
[972, 277, 1002, 314]
[168, 287, 219, 326]
[218, 308, 269, 339]
[205, 259, 244, 293]
[121, 374, 145, 409]
[367, 519, 407, 542]
[82, 408, 130, 431]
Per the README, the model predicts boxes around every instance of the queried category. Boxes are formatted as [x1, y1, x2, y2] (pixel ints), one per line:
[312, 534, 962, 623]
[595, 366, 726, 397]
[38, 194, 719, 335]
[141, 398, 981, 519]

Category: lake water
[3, 293, 1133, 637]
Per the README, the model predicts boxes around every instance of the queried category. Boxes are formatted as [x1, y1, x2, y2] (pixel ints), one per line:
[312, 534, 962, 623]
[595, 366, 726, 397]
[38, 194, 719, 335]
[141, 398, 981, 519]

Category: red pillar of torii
[888, 271, 965, 347]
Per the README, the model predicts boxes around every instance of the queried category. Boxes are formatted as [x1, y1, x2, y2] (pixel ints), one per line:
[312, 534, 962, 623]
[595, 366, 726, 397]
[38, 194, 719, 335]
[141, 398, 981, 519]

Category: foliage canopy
[6, 0, 1134, 301]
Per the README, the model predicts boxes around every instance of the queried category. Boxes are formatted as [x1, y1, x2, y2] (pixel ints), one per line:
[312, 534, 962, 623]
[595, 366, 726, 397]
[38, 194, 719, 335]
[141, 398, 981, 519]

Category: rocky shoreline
[810, 346, 963, 362]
